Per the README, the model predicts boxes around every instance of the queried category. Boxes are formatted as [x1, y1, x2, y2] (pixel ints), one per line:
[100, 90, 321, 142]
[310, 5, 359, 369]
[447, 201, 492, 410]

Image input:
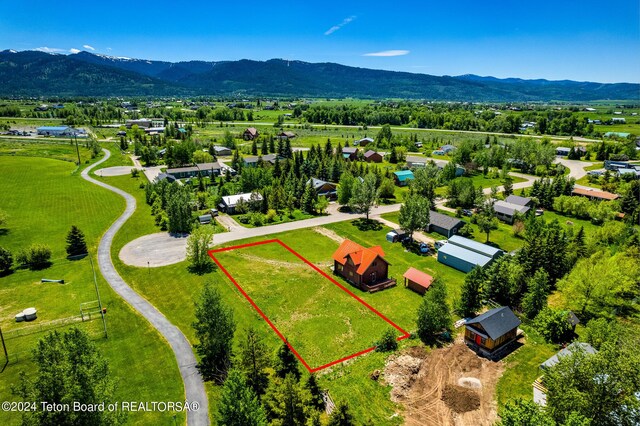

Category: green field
[212, 241, 404, 369]
[0, 155, 185, 425]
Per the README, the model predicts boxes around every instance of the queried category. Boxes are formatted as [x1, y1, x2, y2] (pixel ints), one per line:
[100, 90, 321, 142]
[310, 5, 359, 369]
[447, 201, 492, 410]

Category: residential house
[244, 154, 278, 167]
[219, 192, 263, 214]
[166, 162, 223, 179]
[243, 127, 259, 140]
[571, 187, 619, 201]
[425, 211, 465, 238]
[604, 132, 631, 139]
[154, 173, 177, 183]
[437, 235, 503, 273]
[464, 306, 521, 358]
[213, 146, 232, 156]
[432, 149, 446, 156]
[342, 147, 359, 161]
[403, 267, 434, 295]
[307, 178, 338, 200]
[125, 118, 164, 129]
[332, 240, 396, 292]
[611, 117, 626, 124]
[533, 343, 597, 406]
[363, 150, 383, 163]
[393, 170, 415, 186]
[556, 147, 571, 156]
[405, 156, 429, 168]
[355, 137, 374, 147]
[493, 195, 533, 224]
[441, 144, 456, 153]
[277, 131, 297, 140]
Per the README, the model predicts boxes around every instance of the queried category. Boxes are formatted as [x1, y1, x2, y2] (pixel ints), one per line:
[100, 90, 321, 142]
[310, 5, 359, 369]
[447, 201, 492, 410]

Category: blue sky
[2, 0, 639, 83]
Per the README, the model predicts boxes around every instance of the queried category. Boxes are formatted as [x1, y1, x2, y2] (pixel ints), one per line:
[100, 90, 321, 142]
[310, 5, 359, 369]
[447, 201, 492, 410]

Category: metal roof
[448, 235, 502, 257]
[222, 192, 263, 207]
[540, 342, 597, 370]
[504, 195, 532, 206]
[494, 200, 530, 216]
[465, 306, 521, 340]
[393, 170, 415, 181]
[37, 126, 69, 131]
[437, 243, 494, 268]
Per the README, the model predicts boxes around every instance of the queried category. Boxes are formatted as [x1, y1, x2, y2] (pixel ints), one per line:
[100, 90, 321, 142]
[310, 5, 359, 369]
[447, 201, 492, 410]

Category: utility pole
[74, 133, 81, 165]
[88, 254, 108, 338]
[0, 325, 8, 372]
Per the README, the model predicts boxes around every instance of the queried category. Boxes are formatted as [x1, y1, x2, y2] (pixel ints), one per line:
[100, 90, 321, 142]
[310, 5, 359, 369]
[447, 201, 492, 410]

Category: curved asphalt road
[82, 149, 209, 426]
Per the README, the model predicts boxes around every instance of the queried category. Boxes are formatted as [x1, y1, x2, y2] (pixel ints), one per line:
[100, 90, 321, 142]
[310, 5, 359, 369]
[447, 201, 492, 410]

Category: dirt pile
[441, 384, 481, 413]
[382, 339, 504, 426]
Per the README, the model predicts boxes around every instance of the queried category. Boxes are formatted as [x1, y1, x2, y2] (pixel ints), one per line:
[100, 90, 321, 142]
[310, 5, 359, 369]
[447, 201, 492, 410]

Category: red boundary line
[208, 239, 410, 373]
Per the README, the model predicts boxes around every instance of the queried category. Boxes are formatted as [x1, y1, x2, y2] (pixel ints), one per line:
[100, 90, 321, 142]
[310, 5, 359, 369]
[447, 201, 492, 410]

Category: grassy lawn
[212, 241, 405, 369]
[0, 155, 186, 425]
[495, 323, 557, 408]
[0, 138, 95, 165]
[233, 209, 316, 228]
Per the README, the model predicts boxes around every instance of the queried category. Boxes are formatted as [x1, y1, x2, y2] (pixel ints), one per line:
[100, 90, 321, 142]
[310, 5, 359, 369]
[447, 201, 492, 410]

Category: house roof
[244, 127, 258, 135]
[405, 155, 428, 164]
[572, 187, 619, 201]
[279, 131, 296, 137]
[393, 170, 415, 181]
[403, 267, 434, 290]
[364, 150, 380, 158]
[448, 235, 503, 258]
[494, 200, 531, 216]
[441, 144, 456, 150]
[307, 178, 337, 191]
[37, 126, 69, 131]
[213, 145, 231, 152]
[540, 342, 597, 370]
[244, 154, 277, 164]
[428, 210, 464, 231]
[343, 147, 358, 154]
[332, 240, 388, 275]
[504, 195, 532, 206]
[358, 137, 374, 143]
[465, 306, 521, 340]
[221, 192, 263, 208]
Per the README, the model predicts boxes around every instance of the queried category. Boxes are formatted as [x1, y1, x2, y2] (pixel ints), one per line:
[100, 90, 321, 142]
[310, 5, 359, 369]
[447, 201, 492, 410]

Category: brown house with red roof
[332, 240, 395, 292]
[403, 267, 434, 295]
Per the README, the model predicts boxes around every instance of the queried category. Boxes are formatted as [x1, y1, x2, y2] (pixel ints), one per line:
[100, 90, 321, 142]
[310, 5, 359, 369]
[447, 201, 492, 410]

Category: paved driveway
[83, 149, 209, 425]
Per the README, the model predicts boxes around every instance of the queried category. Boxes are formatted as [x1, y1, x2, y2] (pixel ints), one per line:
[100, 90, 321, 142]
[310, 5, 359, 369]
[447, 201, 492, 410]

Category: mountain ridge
[1, 50, 637, 101]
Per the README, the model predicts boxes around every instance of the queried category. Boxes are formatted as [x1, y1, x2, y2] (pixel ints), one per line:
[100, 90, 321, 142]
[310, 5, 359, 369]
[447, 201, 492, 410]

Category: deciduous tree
[350, 173, 379, 220]
[398, 196, 430, 240]
[416, 279, 451, 344]
[186, 226, 215, 274]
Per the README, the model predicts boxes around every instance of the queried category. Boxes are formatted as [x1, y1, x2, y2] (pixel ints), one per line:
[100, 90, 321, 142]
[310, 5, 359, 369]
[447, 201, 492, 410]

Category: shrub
[533, 307, 572, 343]
[265, 209, 277, 223]
[250, 212, 264, 227]
[130, 168, 139, 177]
[0, 246, 13, 275]
[237, 215, 250, 224]
[18, 244, 52, 270]
[375, 328, 398, 352]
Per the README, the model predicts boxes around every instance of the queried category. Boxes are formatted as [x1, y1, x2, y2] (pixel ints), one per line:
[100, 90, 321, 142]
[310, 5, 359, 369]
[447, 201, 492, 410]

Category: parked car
[434, 240, 448, 250]
[419, 243, 430, 254]
[462, 209, 473, 217]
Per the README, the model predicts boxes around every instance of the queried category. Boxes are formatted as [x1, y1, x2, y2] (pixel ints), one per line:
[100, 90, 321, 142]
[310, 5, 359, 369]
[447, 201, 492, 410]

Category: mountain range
[1, 50, 638, 101]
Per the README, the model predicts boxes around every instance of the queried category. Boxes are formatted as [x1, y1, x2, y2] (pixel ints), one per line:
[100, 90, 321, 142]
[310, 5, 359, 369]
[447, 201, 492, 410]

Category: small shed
[393, 170, 415, 186]
[364, 150, 383, 163]
[386, 228, 408, 243]
[403, 267, 434, 295]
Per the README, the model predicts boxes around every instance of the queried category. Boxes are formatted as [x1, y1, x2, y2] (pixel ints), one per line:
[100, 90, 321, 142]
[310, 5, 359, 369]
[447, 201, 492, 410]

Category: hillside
[0, 50, 637, 101]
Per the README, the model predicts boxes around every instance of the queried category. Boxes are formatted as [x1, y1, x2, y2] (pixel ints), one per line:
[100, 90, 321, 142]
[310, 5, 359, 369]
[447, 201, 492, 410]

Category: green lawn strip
[495, 324, 557, 409]
[0, 156, 125, 257]
[233, 209, 315, 228]
[213, 243, 397, 369]
[0, 157, 185, 425]
[0, 139, 95, 164]
[95, 141, 133, 169]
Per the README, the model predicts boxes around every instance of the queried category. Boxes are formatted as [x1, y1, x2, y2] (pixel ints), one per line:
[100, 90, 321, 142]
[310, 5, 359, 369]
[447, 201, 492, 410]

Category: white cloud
[35, 46, 65, 53]
[69, 48, 81, 54]
[363, 50, 410, 57]
[83, 44, 95, 51]
[324, 16, 356, 35]
[107, 47, 112, 51]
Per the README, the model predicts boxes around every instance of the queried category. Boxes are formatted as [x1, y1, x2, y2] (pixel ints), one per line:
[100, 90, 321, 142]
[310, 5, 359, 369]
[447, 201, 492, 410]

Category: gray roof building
[465, 306, 521, 341]
[504, 195, 533, 206]
[426, 211, 465, 238]
[540, 342, 597, 370]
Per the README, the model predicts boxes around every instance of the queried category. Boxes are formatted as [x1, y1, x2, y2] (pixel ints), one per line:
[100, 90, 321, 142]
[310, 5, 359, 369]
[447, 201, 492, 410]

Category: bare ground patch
[313, 226, 345, 244]
[382, 338, 504, 426]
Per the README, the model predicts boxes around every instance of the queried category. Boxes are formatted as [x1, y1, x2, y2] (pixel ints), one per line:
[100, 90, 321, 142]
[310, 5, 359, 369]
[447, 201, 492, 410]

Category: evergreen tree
[217, 369, 267, 426]
[263, 374, 307, 426]
[502, 176, 514, 197]
[416, 279, 451, 344]
[304, 374, 325, 411]
[238, 328, 269, 397]
[65, 225, 88, 257]
[261, 139, 268, 155]
[167, 185, 192, 234]
[274, 341, 300, 380]
[193, 283, 235, 383]
[301, 182, 317, 214]
[251, 139, 258, 155]
[522, 269, 550, 319]
[269, 136, 276, 154]
[457, 266, 485, 317]
[327, 401, 356, 426]
[14, 328, 126, 426]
